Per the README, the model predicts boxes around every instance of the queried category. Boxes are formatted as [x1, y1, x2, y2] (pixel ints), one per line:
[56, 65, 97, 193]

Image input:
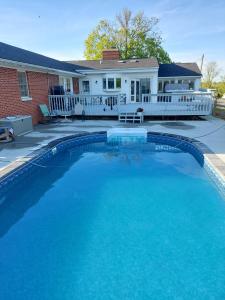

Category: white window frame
[82, 80, 90, 94]
[102, 76, 122, 91]
[59, 76, 73, 94]
[158, 78, 196, 92]
[18, 71, 32, 101]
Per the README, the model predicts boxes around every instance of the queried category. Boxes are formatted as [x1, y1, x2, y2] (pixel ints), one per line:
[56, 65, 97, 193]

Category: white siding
[79, 70, 158, 103]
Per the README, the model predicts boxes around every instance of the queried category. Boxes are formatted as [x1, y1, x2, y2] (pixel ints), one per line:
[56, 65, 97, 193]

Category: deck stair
[118, 112, 144, 123]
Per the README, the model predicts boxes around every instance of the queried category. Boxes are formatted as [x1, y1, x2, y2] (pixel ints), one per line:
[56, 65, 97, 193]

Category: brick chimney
[102, 49, 120, 60]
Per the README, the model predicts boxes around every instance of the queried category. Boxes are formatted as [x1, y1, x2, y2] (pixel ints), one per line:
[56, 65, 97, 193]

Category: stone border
[0, 131, 224, 198]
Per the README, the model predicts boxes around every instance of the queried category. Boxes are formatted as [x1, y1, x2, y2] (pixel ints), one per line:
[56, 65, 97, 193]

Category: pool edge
[0, 131, 224, 197]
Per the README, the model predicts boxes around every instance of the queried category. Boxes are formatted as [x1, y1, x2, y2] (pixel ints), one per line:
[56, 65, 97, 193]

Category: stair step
[118, 112, 144, 123]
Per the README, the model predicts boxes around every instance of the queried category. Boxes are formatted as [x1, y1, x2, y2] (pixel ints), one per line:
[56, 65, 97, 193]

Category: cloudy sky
[0, 0, 224, 76]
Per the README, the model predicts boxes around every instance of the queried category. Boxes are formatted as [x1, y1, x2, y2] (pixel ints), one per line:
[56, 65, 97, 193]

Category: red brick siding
[73, 78, 79, 94]
[0, 67, 58, 124]
[26, 71, 58, 124]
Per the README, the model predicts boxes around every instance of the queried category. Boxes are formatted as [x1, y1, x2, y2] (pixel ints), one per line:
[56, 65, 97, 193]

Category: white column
[150, 74, 158, 103]
[194, 78, 201, 91]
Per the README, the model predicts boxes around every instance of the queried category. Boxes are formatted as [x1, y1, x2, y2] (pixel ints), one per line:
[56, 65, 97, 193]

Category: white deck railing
[142, 92, 212, 103]
[48, 92, 213, 116]
[48, 94, 126, 115]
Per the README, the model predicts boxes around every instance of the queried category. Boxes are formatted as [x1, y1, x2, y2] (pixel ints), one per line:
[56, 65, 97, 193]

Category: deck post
[150, 76, 158, 103]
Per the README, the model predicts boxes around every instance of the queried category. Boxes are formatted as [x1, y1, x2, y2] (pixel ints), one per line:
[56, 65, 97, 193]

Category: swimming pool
[0, 132, 225, 299]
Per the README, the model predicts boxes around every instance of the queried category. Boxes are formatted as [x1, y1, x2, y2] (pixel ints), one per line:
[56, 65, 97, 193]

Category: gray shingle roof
[0, 42, 80, 74]
[0, 42, 201, 78]
[159, 63, 201, 77]
[67, 58, 159, 70]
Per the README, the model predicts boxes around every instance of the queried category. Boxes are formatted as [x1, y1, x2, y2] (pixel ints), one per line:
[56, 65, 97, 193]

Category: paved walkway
[0, 116, 225, 178]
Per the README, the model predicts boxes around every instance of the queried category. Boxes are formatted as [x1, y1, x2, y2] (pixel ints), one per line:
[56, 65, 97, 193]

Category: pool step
[107, 128, 147, 144]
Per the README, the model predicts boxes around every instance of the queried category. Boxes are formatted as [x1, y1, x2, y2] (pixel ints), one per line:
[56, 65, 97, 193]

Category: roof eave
[0, 58, 84, 77]
[159, 75, 202, 78]
[78, 66, 159, 74]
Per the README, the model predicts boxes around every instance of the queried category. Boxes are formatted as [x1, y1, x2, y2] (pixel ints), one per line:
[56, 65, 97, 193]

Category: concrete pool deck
[0, 116, 225, 182]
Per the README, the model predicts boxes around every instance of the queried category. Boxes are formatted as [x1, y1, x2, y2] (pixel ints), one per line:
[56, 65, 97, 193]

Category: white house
[69, 49, 201, 99]
[0, 41, 212, 121]
[56, 49, 211, 117]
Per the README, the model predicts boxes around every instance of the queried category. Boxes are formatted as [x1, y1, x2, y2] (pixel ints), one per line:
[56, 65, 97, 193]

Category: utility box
[0, 115, 33, 135]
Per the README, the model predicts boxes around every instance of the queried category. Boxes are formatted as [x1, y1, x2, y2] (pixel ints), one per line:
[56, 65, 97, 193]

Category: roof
[159, 63, 201, 77]
[0, 42, 201, 77]
[67, 58, 159, 71]
[0, 42, 80, 74]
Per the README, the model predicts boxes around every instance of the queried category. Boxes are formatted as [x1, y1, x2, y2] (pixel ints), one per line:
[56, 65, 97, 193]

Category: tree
[203, 61, 220, 88]
[202, 64, 225, 98]
[116, 8, 132, 59]
[84, 8, 171, 63]
[220, 75, 225, 83]
[84, 20, 117, 60]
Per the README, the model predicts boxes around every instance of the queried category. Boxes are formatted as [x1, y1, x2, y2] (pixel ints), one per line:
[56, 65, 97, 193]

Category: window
[102, 77, 121, 90]
[59, 76, 73, 93]
[140, 78, 150, 94]
[189, 80, 194, 90]
[108, 78, 114, 89]
[103, 78, 106, 89]
[18, 71, 29, 98]
[116, 78, 121, 89]
[159, 80, 179, 92]
[163, 81, 169, 92]
[158, 81, 163, 92]
[82, 80, 90, 93]
[66, 78, 71, 92]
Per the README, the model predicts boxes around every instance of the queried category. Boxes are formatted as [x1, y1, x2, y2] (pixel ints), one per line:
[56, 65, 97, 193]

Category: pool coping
[0, 131, 224, 194]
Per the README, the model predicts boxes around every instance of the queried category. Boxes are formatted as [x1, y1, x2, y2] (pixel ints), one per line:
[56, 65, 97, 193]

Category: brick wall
[0, 67, 58, 124]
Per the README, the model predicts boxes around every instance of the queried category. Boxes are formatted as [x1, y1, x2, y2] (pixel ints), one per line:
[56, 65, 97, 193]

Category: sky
[0, 0, 225, 77]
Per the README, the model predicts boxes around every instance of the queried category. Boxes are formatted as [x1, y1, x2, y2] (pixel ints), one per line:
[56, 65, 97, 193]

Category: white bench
[119, 112, 144, 123]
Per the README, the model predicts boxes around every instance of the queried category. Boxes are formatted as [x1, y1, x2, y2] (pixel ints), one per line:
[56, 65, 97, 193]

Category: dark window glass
[140, 78, 150, 94]
[136, 81, 140, 102]
[163, 81, 169, 92]
[103, 78, 106, 89]
[116, 78, 121, 88]
[108, 78, 114, 89]
[131, 80, 134, 95]
[189, 80, 194, 89]
[158, 81, 163, 92]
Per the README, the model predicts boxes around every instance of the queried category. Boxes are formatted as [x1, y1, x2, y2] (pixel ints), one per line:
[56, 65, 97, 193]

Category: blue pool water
[0, 140, 225, 299]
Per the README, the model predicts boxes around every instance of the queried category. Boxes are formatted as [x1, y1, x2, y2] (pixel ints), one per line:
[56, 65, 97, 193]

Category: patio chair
[39, 104, 55, 122]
